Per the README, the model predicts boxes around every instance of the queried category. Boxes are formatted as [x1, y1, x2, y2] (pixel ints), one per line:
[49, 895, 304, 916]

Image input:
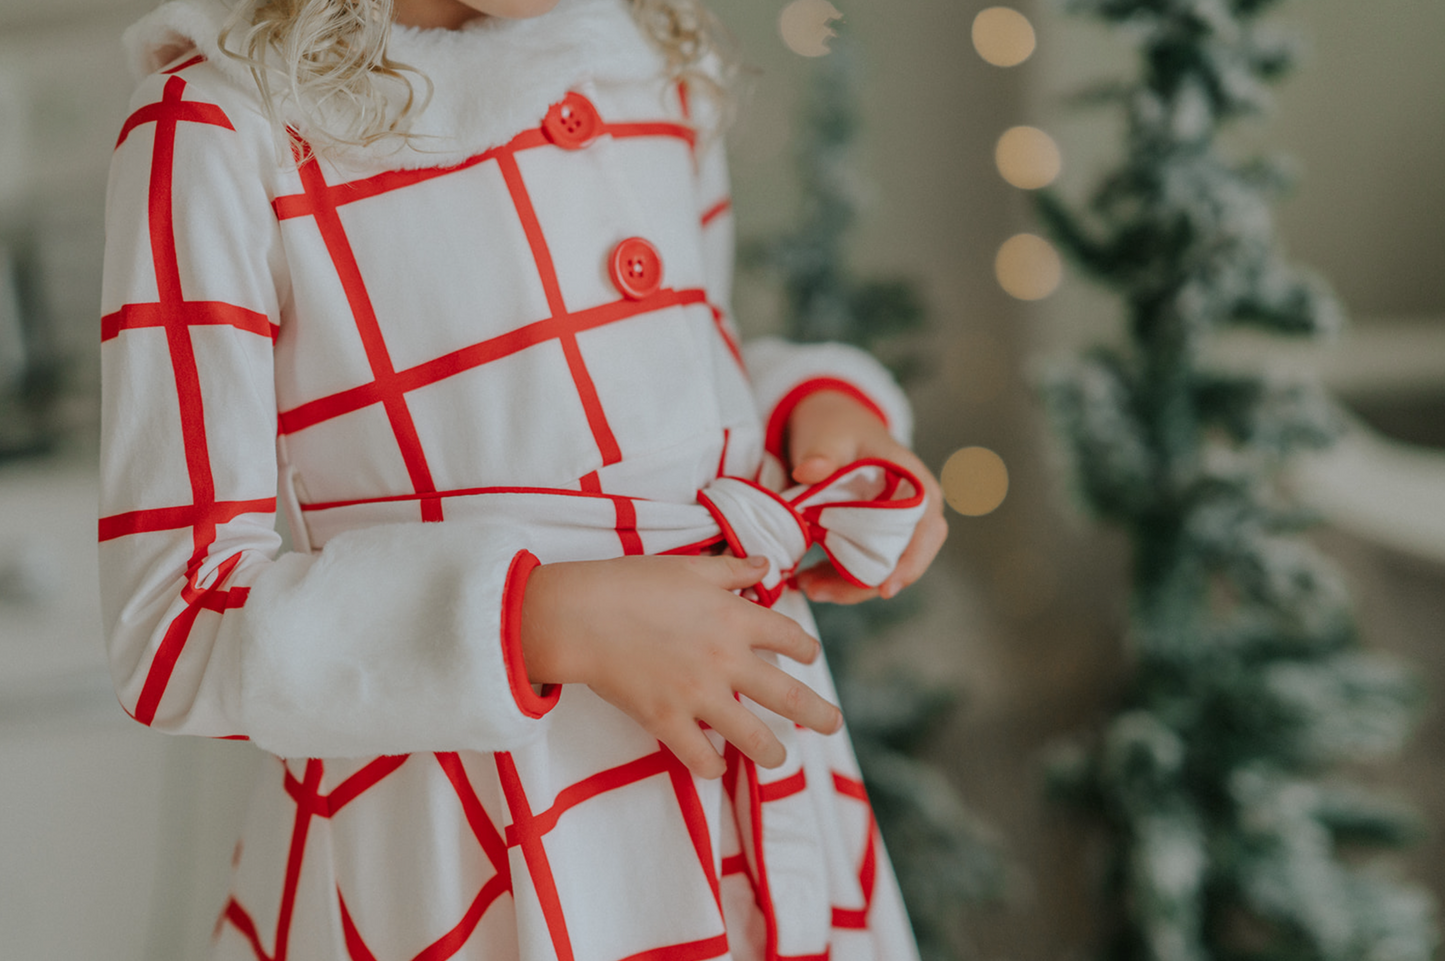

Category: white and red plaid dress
[100, 2, 924, 959]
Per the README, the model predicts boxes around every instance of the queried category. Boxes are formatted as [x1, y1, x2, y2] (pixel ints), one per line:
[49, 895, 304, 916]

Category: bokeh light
[995, 125, 1062, 190]
[941, 447, 1009, 517]
[971, 7, 1036, 68]
[995, 233, 1062, 301]
[779, 0, 843, 58]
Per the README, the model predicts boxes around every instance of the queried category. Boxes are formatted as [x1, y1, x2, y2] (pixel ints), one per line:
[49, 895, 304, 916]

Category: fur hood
[121, 0, 666, 168]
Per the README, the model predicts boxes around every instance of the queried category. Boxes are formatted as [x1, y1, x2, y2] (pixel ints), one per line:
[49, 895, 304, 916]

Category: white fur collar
[122, 0, 665, 169]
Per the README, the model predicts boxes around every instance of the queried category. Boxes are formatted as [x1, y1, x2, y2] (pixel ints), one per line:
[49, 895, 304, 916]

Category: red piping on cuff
[764, 376, 890, 461]
[501, 550, 561, 720]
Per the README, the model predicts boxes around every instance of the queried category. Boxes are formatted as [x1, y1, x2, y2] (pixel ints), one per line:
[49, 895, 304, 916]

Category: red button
[609, 237, 664, 300]
[543, 92, 602, 149]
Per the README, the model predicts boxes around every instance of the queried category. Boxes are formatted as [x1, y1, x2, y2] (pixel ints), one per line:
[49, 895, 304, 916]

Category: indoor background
[0, 0, 1441, 958]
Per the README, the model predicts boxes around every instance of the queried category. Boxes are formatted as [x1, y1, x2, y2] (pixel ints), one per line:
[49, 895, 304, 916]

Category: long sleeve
[99, 68, 555, 761]
[691, 104, 913, 459]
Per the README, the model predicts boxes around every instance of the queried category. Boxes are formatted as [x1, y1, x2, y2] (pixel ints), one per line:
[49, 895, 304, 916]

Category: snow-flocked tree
[1036, 3, 1437, 961]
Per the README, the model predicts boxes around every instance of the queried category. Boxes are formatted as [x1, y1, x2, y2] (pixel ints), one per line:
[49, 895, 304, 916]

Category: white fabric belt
[696, 459, 924, 605]
[300, 459, 925, 600]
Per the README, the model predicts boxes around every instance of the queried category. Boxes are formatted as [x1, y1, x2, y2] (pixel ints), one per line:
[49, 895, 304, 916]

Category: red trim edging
[501, 551, 560, 719]
[764, 377, 890, 461]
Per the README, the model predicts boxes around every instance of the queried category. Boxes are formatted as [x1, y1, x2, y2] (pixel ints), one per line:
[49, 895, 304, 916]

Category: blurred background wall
[0, 0, 1440, 958]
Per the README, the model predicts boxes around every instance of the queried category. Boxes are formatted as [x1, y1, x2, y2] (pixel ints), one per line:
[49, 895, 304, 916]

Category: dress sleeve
[691, 102, 913, 462]
[99, 68, 556, 761]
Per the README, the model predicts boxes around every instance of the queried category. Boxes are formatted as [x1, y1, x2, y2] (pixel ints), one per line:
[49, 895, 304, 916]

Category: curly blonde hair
[218, 0, 736, 157]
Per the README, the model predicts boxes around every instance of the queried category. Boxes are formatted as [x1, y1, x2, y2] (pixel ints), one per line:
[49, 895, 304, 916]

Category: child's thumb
[790, 431, 855, 485]
[704, 553, 770, 591]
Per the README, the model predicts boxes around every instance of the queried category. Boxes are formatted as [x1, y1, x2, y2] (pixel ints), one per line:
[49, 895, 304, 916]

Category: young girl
[100, 0, 948, 957]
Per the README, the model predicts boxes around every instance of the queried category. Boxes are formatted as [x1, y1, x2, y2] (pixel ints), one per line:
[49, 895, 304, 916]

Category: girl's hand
[520, 554, 843, 779]
[784, 389, 948, 604]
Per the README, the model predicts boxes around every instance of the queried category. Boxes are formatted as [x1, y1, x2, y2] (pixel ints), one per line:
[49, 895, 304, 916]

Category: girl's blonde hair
[218, 0, 736, 157]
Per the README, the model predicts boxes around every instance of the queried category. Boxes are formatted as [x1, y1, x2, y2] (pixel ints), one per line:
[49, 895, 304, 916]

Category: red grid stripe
[708, 304, 745, 369]
[115, 75, 230, 150]
[580, 470, 653, 555]
[339, 895, 382, 961]
[275, 759, 324, 961]
[105, 74, 276, 725]
[338, 875, 512, 961]
[503, 749, 671, 844]
[492, 747, 731, 960]
[102, 301, 278, 343]
[613, 497, 646, 556]
[757, 769, 807, 803]
[720, 751, 885, 950]
[133, 553, 250, 725]
[716, 428, 731, 478]
[608, 121, 697, 148]
[495, 148, 622, 466]
[618, 936, 731, 961]
[220, 754, 881, 959]
[223, 898, 271, 961]
[741, 751, 783, 961]
[277, 287, 707, 435]
[700, 198, 732, 227]
[299, 482, 641, 514]
[224, 757, 455, 961]
[270, 102, 708, 496]
[664, 752, 725, 913]
[828, 773, 878, 931]
[326, 754, 516, 961]
[99, 497, 275, 542]
[290, 145, 445, 522]
[270, 121, 692, 224]
[436, 753, 512, 886]
[496, 750, 576, 961]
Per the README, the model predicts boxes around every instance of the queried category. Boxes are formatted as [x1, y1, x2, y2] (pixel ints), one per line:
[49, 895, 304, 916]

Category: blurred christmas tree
[0, 239, 65, 461]
[1035, 2, 1437, 961]
[744, 22, 1004, 961]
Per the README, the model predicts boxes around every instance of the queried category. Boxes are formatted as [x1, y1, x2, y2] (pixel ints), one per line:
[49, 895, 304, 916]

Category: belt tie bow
[696, 458, 926, 607]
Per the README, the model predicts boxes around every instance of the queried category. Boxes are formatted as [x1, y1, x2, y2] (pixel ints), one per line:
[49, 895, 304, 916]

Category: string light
[971, 7, 1036, 68]
[941, 447, 1009, 517]
[995, 125, 1061, 190]
[995, 233, 1062, 301]
[779, 0, 843, 58]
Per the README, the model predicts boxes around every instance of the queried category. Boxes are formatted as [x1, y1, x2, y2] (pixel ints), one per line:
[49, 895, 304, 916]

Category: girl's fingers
[655, 717, 728, 779]
[791, 454, 840, 485]
[789, 432, 857, 485]
[786, 392, 871, 484]
[789, 424, 857, 467]
[693, 553, 770, 592]
[702, 702, 787, 769]
[738, 661, 842, 736]
[880, 508, 949, 598]
[747, 610, 821, 665]
[795, 564, 879, 605]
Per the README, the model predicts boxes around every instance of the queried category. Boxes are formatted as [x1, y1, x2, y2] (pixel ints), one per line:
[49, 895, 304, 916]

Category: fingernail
[747, 555, 768, 567]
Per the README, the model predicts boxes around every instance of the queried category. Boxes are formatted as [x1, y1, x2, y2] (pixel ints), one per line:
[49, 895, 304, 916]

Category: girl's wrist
[518, 561, 582, 686]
